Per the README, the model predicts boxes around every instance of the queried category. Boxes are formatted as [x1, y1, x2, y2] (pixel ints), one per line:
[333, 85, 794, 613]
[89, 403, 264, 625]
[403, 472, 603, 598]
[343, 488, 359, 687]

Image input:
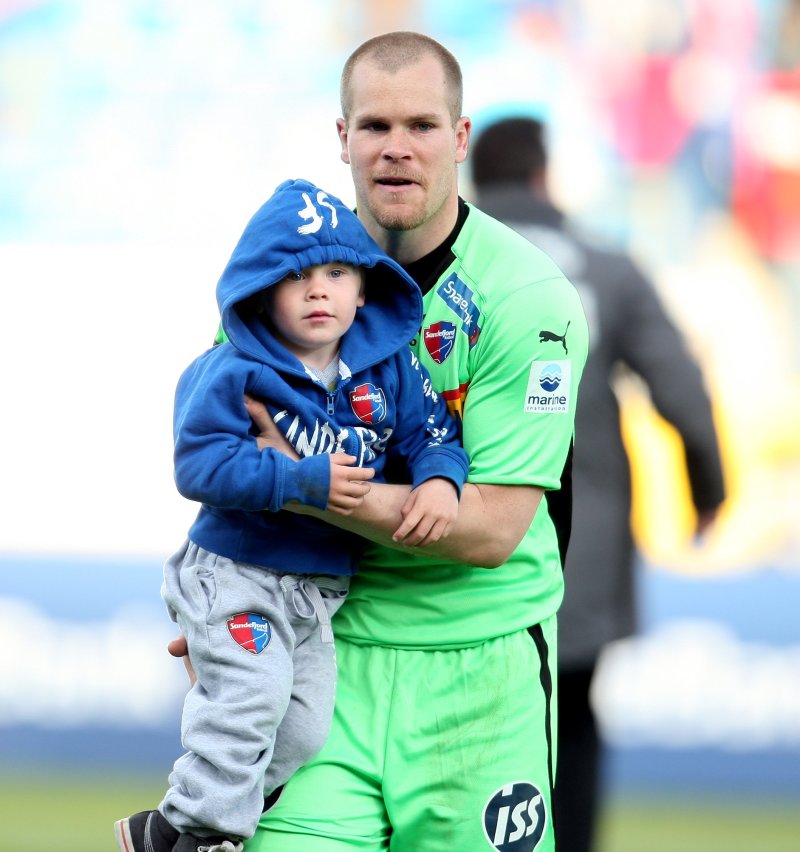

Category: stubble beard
[372, 206, 427, 233]
[368, 186, 433, 234]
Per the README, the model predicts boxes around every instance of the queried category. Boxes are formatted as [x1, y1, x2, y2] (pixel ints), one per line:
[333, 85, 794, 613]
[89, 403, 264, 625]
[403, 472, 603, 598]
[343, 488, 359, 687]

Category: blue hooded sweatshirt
[173, 179, 469, 576]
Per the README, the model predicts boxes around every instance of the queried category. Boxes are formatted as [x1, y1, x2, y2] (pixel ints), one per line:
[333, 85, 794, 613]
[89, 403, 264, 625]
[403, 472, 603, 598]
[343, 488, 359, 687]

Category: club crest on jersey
[423, 321, 456, 364]
[483, 781, 547, 851]
[227, 613, 271, 655]
[349, 383, 387, 424]
[436, 274, 481, 347]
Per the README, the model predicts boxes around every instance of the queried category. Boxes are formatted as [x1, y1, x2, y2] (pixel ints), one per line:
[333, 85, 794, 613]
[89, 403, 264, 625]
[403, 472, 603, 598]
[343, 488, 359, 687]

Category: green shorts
[244, 618, 558, 852]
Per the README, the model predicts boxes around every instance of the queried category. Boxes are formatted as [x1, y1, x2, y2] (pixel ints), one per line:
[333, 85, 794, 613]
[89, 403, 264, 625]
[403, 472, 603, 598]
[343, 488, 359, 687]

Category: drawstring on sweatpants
[279, 576, 335, 643]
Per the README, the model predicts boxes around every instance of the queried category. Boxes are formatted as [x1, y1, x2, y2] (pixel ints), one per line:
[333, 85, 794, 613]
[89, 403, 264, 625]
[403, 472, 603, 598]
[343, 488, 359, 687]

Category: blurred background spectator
[470, 115, 727, 852]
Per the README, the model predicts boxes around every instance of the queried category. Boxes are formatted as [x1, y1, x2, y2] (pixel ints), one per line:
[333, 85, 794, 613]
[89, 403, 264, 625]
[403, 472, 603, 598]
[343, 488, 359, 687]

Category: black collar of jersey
[402, 198, 470, 295]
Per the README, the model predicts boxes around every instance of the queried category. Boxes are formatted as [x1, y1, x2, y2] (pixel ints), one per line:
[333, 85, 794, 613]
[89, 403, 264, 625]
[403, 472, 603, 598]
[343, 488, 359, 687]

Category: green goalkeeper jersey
[334, 202, 589, 649]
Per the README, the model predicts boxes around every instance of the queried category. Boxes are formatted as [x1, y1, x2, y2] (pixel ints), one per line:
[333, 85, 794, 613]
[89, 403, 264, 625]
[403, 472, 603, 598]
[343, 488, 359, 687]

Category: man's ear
[337, 118, 350, 164]
[455, 116, 471, 165]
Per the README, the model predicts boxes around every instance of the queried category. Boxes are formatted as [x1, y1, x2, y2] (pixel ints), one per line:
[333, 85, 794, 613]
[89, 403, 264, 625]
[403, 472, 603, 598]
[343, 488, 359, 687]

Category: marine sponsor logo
[436, 274, 481, 346]
[524, 361, 571, 413]
[483, 781, 547, 851]
[349, 382, 387, 424]
[423, 321, 456, 364]
[227, 613, 271, 655]
[539, 363, 563, 393]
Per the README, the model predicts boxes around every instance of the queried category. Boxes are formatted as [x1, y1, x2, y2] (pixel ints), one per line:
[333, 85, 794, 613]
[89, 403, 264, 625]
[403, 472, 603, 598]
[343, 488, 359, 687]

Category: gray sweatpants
[158, 540, 349, 840]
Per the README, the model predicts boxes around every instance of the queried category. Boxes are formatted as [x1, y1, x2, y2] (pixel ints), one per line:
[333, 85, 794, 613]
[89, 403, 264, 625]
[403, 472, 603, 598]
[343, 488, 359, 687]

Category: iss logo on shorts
[482, 782, 547, 851]
[349, 383, 387, 424]
[227, 613, 271, 655]
[423, 321, 456, 364]
[524, 360, 571, 413]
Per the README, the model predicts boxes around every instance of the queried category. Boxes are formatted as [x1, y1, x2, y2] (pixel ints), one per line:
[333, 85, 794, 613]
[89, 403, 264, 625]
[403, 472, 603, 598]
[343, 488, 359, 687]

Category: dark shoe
[114, 810, 179, 852]
[174, 835, 244, 852]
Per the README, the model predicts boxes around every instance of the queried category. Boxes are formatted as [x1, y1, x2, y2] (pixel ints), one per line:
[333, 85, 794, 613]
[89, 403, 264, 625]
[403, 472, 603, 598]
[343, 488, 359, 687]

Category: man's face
[337, 54, 470, 252]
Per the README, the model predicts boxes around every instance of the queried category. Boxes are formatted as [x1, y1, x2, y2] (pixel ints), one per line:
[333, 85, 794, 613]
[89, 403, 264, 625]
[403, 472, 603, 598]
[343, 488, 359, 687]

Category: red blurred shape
[733, 69, 800, 261]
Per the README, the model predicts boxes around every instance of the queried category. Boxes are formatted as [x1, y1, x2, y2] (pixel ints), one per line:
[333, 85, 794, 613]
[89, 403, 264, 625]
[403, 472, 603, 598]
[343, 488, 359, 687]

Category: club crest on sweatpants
[226, 613, 271, 654]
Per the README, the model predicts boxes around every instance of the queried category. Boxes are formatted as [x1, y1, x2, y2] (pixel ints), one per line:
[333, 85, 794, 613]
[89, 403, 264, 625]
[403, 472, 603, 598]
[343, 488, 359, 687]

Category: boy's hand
[392, 477, 459, 547]
[328, 454, 375, 515]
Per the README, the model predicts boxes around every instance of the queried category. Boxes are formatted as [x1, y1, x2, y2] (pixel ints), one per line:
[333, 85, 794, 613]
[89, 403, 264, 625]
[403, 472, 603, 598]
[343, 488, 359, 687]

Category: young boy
[114, 178, 469, 852]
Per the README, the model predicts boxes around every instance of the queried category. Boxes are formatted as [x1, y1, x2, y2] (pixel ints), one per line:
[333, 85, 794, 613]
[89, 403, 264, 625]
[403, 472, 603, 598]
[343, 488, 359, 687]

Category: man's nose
[382, 128, 411, 159]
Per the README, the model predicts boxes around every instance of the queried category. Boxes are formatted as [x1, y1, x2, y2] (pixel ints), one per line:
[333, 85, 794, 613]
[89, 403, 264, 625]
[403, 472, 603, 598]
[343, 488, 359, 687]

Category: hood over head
[216, 178, 423, 372]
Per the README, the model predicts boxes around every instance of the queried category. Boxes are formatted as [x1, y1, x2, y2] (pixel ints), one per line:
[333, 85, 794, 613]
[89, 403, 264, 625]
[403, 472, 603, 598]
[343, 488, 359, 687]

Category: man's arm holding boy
[245, 397, 541, 568]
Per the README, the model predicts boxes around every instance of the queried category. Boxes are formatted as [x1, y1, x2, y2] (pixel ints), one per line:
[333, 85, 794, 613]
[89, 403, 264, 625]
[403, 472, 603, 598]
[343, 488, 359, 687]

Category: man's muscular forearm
[287, 480, 542, 568]
[245, 393, 542, 567]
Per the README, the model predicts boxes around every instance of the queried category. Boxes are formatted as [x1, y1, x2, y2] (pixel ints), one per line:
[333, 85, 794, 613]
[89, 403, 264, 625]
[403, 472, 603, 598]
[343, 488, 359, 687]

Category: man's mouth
[375, 176, 416, 187]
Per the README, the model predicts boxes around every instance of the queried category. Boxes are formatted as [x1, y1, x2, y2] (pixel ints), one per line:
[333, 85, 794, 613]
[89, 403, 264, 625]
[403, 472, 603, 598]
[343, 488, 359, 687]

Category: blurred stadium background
[1, 1, 798, 850]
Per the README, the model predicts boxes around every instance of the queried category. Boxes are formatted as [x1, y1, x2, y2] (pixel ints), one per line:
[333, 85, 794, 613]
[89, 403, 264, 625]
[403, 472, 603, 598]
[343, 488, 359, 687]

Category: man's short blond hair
[340, 31, 463, 124]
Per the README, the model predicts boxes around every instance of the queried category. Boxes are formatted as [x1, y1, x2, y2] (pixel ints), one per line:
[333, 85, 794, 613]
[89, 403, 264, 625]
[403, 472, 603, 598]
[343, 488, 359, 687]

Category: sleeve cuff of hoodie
[272, 453, 331, 511]
[411, 450, 469, 498]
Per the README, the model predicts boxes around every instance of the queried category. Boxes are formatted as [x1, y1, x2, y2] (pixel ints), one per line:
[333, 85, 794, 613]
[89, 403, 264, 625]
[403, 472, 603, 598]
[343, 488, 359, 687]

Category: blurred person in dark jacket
[470, 116, 726, 852]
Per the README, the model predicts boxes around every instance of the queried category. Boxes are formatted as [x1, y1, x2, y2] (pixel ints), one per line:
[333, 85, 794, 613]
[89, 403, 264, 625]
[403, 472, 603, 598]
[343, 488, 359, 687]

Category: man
[175, 34, 588, 852]
[470, 116, 726, 852]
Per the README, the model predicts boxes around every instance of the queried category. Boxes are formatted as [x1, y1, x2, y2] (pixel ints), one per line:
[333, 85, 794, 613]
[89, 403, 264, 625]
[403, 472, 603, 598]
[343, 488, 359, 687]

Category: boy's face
[262, 262, 365, 368]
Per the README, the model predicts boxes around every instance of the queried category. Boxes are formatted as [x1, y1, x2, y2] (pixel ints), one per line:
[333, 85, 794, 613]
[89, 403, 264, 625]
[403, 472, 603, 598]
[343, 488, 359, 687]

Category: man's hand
[393, 477, 459, 547]
[328, 454, 375, 514]
[245, 394, 298, 459]
[167, 635, 196, 687]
